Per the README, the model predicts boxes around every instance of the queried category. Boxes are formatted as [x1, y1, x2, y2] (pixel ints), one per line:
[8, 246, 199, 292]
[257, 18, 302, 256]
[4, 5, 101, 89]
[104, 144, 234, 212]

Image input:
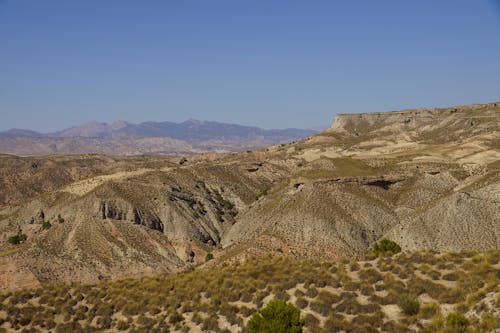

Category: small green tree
[247, 299, 304, 333]
[205, 252, 214, 262]
[373, 238, 401, 256]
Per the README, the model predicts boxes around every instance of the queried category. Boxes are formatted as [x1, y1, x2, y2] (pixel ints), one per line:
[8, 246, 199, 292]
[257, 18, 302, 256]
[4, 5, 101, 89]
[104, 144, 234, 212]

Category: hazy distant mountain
[0, 119, 317, 156]
[2, 119, 315, 141]
[53, 120, 130, 138]
[0, 129, 46, 138]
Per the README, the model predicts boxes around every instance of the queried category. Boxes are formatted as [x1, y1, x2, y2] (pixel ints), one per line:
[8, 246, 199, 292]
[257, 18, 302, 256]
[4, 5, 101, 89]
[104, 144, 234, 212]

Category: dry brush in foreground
[0, 249, 499, 332]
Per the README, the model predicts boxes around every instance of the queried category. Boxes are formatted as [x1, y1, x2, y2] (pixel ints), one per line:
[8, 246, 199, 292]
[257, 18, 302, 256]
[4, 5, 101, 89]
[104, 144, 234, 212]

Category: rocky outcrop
[97, 199, 165, 233]
[99, 201, 129, 220]
[330, 102, 499, 136]
[133, 208, 164, 232]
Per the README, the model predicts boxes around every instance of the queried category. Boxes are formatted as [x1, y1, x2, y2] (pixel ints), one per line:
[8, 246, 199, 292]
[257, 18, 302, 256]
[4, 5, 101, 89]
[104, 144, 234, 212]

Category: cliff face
[330, 102, 499, 138]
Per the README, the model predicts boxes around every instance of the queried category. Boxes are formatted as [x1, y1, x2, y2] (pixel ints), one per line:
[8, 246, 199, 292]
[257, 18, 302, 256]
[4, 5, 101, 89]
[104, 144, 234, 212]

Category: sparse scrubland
[0, 249, 498, 332]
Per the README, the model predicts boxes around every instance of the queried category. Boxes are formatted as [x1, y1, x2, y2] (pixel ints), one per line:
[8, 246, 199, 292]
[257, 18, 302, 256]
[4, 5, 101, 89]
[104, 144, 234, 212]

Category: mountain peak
[0, 128, 44, 137]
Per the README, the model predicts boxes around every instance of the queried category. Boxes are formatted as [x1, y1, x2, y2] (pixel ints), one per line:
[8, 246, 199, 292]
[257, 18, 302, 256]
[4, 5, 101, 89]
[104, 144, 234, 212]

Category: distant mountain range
[0, 119, 317, 141]
[0, 120, 318, 156]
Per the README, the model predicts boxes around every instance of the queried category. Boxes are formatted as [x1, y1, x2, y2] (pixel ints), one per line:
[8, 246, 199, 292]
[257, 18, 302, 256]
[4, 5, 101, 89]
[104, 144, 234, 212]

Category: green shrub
[205, 252, 214, 262]
[8, 234, 27, 245]
[373, 239, 401, 256]
[398, 294, 420, 316]
[247, 299, 304, 333]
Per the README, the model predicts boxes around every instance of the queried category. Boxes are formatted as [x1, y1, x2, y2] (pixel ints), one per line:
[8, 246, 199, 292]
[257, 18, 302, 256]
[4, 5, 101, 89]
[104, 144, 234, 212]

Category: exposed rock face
[386, 183, 500, 251]
[132, 208, 164, 232]
[330, 102, 499, 135]
[100, 201, 130, 221]
[0, 101, 498, 290]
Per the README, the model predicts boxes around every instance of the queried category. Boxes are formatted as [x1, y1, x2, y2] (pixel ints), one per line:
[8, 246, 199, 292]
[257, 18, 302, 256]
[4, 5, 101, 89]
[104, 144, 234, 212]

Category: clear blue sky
[1, 1, 499, 131]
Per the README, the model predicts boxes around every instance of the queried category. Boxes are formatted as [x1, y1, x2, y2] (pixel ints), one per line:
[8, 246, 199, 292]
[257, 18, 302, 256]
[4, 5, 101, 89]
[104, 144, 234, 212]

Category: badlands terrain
[0, 102, 498, 331]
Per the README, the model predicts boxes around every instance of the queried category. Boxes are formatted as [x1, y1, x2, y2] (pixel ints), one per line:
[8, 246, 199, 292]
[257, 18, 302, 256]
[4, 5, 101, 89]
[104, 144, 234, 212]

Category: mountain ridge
[0, 119, 317, 156]
[0, 119, 315, 140]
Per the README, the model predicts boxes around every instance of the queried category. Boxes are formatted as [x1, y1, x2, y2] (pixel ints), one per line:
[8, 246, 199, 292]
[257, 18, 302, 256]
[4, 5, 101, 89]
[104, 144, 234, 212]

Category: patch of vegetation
[247, 299, 304, 333]
[398, 294, 420, 316]
[372, 238, 401, 256]
[446, 311, 468, 332]
[7, 233, 27, 245]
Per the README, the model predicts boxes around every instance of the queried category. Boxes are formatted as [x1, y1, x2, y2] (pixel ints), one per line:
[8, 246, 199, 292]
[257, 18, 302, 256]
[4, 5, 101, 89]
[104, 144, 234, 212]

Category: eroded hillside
[0, 102, 498, 290]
